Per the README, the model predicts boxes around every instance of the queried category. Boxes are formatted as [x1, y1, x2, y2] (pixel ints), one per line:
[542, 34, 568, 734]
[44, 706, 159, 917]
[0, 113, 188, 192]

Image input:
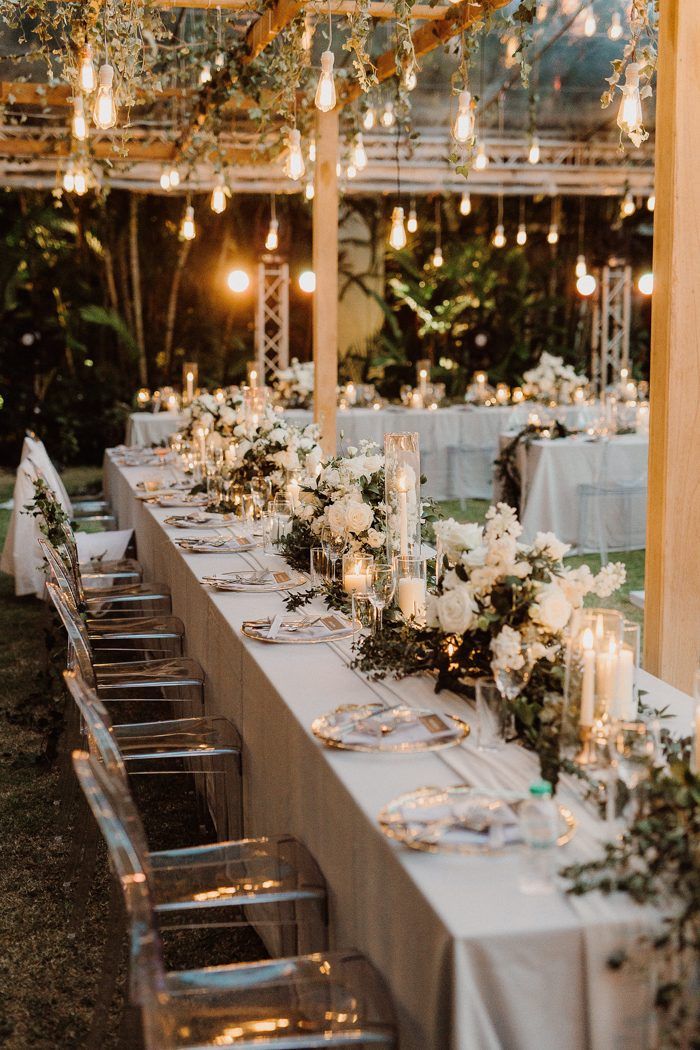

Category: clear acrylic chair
[447, 443, 496, 504]
[577, 439, 647, 562]
[73, 750, 396, 1050]
[45, 580, 205, 716]
[60, 521, 143, 587]
[40, 539, 184, 657]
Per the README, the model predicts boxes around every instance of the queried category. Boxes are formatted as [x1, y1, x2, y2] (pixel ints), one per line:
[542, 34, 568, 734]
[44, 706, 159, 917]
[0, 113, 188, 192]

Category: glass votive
[309, 546, 328, 586]
[393, 555, 427, 623]
[342, 553, 374, 595]
[608, 621, 640, 722]
[475, 678, 511, 751]
[351, 593, 374, 643]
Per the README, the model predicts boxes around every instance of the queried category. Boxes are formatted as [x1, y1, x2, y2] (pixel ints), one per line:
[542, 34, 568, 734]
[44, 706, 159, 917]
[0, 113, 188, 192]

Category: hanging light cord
[327, 0, 332, 47]
[395, 121, 401, 205]
[497, 193, 504, 227]
[271, 194, 276, 222]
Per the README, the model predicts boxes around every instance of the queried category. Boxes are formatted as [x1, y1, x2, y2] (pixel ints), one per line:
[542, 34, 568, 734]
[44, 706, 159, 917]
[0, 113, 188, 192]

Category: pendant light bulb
[492, 224, 506, 249]
[389, 206, 407, 251]
[380, 101, 395, 128]
[308, 136, 316, 163]
[199, 61, 212, 85]
[621, 190, 636, 217]
[452, 90, 475, 144]
[315, 51, 336, 113]
[304, 180, 315, 201]
[607, 12, 623, 40]
[575, 254, 587, 278]
[215, 51, 226, 69]
[363, 107, 375, 131]
[265, 217, 279, 252]
[404, 69, 417, 92]
[169, 167, 180, 188]
[63, 165, 75, 193]
[346, 162, 357, 180]
[647, 194, 655, 213]
[577, 273, 598, 297]
[528, 136, 540, 165]
[79, 45, 96, 93]
[617, 62, 644, 145]
[93, 63, 116, 130]
[547, 223, 559, 245]
[517, 223, 527, 246]
[474, 142, 488, 171]
[584, 12, 596, 37]
[407, 203, 418, 234]
[211, 183, 227, 214]
[181, 205, 196, 241]
[432, 245, 444, 268]
[284, 128, 305, 182]
[459, 191, 472, 216]
[74, 167, 87, 196]
[72, 96, 88, 141]
[160, 167, 171, 191]
[352, 133, 368, 172]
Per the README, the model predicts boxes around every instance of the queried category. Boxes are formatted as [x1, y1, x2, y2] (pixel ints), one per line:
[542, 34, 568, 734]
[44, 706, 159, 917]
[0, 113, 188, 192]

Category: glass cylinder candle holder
[562, 609, 625, 766]
[342, 553, 374, 595]
[243, 386, 268, 428]
[384, 432, 421, 562]
[182, 362, 198, 404]
[394, 555, 427, 623]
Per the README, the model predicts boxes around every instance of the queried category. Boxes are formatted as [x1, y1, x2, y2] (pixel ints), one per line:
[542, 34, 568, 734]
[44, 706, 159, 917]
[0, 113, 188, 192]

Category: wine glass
[248, 477, 271, 520]
[366, 564, 396, 634]
[611, 721, 655, 821]
[320, 526, 347, 583]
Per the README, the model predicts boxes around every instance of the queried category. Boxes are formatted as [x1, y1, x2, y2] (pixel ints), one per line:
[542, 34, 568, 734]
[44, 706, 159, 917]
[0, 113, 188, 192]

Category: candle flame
[396, 470, 409, 493]
[582, 628, 594, 651]
[595, 614, 604, 640]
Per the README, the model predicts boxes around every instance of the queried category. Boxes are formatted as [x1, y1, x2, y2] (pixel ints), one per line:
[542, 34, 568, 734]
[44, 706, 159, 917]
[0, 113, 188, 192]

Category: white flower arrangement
[429, 504, 626, 680]
[522, 352, 588, 404]
[227, 409, 323, 489]
[295, 441, 387, 557]
[184, 389, 243, 442]
[272, 358, 315, 409]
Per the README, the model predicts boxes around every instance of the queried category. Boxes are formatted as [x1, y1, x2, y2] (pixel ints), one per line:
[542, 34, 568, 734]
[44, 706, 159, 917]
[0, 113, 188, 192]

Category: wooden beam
[341, 0, 512, 107]
[244, 0, 305, 62]
[312, 108, 338, 457]
[644, 0, 700, 692]
[155, 0, 460, 18]
[0, 81, 186, 107]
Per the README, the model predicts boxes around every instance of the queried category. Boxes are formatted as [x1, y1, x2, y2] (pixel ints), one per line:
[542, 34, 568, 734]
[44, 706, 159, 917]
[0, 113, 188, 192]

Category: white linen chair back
[0, 455, 57, 597]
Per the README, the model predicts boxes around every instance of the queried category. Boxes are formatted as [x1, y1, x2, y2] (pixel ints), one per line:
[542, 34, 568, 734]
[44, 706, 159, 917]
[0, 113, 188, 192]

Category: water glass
[367, 563, 396, 634]
[393, 555, 427, 623]
[309, 547, 328, 587]
[351, 593, 374, 643]
[476, 678, 511, 751]
[320, 526, 347, 582]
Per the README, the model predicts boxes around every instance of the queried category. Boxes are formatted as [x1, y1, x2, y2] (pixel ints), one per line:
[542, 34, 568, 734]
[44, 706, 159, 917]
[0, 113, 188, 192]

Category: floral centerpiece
[281, 441, 387, 572]
[226, 411, 323, 490]
[181, 390, 243, 442]
[272, 358, 314, 409]
[522, 352, 588, 404]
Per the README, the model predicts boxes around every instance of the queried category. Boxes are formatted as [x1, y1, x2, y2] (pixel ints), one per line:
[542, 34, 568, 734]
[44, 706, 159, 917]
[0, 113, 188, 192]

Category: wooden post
[312, 108, 339, 456]
[644, 0, 700, 691]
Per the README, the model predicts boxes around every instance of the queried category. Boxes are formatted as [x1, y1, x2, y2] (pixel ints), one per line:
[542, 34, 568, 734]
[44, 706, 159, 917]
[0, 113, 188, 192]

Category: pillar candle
[580, 629, 595, 726]
[186, 370, 194, 403]
[397, 478, 409, 557]
[398, 576, 426, 621]
[613, 646, 636, 720]
[343, 567, 368, 594]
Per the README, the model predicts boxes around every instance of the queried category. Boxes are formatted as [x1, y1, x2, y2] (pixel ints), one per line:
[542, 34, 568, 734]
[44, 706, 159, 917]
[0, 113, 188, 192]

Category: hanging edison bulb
[607, 12, 623, 40]
[575, 254, 587, 278]
[407, 201, 418, 234]
[547, 223, 559, 245]
[79, 45, 96, 93]
[93, 64, 116, 130]
[315, 51, 336, 112]
[352, 133, 368, 171]
[517, 222, 527, 246]
[72, 96, 88, 141]
[214, 51, 226, 69]
[492, 224, 506, 249]
[63, 163, 75, 193]
[346, 162, 357, 179]
[380, 101, 395, 128]
[304, 180, 315, 201]
[452, 90, 475, 144]
[583, 12, 597, 37]
[211, 182, 227, 214]
[389, 206, 407, 250]
[528, 136, 540, 165]
[363, 107, 376, 131]
[577, 272, 597, 297]
[647, 194, 655, 213]
[473, 142, 488, 171]
[160, 168, 171, 191]
[621, 190, 636, 217]
[169, 167, 180, 188]
[404, 68, 417, 92]
[459, 191, 472, 216]
[180, 205, 196, 241]
[617, 63, 644, 145]
[284, 128, 305, 181]
[199, 61, 212, 85]
[265, 211, 279, 252]
[74, 168, 88, 196]
[432, 244, 444, 267]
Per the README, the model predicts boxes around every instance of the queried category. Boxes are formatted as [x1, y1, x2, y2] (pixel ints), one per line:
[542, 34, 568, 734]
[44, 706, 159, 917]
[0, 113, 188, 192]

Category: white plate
[242, 613, 352, 644]
[312, 704, 469, 753]
[176, 535, 256, 553]
[202, 569, 308, 592]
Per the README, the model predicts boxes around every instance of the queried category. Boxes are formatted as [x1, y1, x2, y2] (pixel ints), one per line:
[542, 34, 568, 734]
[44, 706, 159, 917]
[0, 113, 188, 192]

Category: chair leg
[86, 878, 126, 1050]
[70, 814, 100, 931]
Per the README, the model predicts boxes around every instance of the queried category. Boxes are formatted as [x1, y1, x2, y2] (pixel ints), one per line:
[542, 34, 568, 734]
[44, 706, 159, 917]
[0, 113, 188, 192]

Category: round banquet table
[126, 410, 188, 446]
[103, 443, 688, 1050]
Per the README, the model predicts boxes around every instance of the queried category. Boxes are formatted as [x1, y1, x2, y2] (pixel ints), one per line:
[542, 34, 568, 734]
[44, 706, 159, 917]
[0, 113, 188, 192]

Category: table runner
[104, 449, 690, 1050]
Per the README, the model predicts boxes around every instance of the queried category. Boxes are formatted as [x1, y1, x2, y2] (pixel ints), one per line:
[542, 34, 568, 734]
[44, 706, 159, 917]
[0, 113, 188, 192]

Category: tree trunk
[163, 237, 191, 380]
[129, 195, 147, 385]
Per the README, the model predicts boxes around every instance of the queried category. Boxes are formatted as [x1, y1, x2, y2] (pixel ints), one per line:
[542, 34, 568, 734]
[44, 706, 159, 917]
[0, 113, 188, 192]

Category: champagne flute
[367, 563, 396, 633]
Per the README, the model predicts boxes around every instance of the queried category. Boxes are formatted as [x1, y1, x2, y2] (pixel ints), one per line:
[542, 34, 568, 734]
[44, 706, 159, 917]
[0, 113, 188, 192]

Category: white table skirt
[126, 411, 188, 446]
[104, 449, 689, 1050]
[495, 434, 649, 552]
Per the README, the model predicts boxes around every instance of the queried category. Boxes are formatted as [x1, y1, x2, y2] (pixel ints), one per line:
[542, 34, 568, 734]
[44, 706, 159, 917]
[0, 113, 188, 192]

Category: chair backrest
[38, 535, 84, 608]
[44, 579, 97, 688]
[24, 435, 73, 514]
[71, 751, 170, 1032]
[63, 669, 130, 782]
[58, 521, 87, 601]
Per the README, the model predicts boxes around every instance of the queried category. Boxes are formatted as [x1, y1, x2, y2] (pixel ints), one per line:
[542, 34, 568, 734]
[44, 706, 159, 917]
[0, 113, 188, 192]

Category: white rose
[199, 411, 215, 428]
[366, 528, 385, 549]
[268, 427, 287, 444]
[344, 500, 373, 534]
[219, 405, 236, 426]
[327, 502, 347, 534]
[530, 583, 572, 633]
[490, 625, 525, 672]
[436, 587, 476, 636]
[532, 531, 570, 561]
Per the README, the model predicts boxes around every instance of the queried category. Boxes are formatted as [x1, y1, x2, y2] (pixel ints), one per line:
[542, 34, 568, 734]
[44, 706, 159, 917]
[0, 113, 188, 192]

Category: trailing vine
[601, 0, 658, 150]
[343, 0, 378, 94]
[493, 420, 570, 509]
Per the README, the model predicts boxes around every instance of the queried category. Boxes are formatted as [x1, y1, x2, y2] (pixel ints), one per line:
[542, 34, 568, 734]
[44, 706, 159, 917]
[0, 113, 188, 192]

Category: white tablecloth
[126, 411, 188, 446]
[104, 448, 689, 1050]
[496, 434, 649, 552]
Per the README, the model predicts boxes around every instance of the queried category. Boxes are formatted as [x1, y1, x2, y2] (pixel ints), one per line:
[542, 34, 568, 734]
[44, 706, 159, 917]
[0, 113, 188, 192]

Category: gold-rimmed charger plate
[312, 703, 470, 753]
[241, 614, 353, 644]
[203, 569, 308, 593]
[378, 784, 576, 854]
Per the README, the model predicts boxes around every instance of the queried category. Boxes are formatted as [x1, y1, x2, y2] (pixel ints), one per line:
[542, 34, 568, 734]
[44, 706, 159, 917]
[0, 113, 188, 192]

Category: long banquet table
[104, 449, 690, 1050]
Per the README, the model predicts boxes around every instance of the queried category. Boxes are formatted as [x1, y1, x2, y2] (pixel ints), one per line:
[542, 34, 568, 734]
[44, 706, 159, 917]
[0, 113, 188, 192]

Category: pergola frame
[5, 0, 694, 689]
